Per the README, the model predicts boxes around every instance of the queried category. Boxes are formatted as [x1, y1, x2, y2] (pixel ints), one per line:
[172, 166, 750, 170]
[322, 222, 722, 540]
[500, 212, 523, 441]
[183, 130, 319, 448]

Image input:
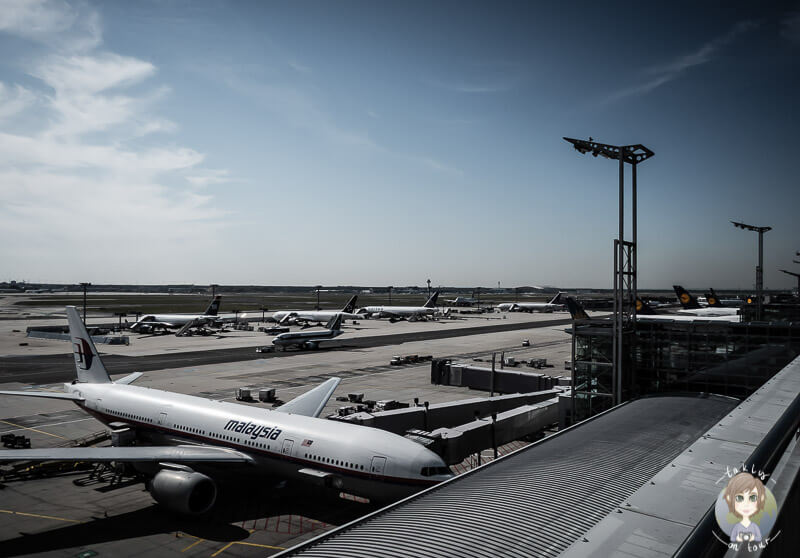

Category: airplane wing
[275, 377, 341, 418]
[0, 390, 84, 401]
[0, 445, 254, 464]
[279, 312, 298, 325]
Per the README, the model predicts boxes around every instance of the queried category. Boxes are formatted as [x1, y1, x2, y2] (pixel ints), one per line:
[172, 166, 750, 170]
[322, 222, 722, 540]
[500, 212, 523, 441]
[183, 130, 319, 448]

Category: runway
[0, 316, 572, 384]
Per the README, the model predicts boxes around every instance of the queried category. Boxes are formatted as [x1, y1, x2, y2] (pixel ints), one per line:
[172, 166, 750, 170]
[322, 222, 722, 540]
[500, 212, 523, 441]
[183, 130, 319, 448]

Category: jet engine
[148, 468, 217, 515]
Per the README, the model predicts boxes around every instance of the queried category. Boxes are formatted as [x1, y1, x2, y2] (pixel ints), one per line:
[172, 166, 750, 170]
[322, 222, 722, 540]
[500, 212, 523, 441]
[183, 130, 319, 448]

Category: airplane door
[371, 456, 387, 476]
[282, 439, 294, 456]
[158, 412, 168, 426]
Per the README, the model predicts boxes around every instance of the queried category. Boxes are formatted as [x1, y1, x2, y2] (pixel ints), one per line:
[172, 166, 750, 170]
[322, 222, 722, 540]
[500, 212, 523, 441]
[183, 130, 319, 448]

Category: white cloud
[0, 83, 36, 120]
[0, 1, 231, 280]
[606, 20, 759, 103]
[186, 169, 231, 187]
[0, 0, 101, 52]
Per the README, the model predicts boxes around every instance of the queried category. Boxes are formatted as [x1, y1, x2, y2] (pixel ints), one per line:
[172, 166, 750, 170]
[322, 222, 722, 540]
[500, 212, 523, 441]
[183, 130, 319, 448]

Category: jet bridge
[331, 390, 562, 464]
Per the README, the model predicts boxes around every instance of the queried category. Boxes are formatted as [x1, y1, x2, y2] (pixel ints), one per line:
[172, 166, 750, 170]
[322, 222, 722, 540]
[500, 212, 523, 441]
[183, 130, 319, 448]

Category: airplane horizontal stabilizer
[275, 377, 341, 418]
[114, 372, 144, 385]
[0, 390, 84, 401]
[0, 445, 254, 464]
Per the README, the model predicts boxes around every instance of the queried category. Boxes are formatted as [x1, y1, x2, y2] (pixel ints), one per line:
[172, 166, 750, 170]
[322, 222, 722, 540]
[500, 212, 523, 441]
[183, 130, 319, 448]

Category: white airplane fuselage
[64, 382, 450, 502]
[358, 306, 436, 318]
[130, 313, 221, 330]
[272, 310, 360, 324]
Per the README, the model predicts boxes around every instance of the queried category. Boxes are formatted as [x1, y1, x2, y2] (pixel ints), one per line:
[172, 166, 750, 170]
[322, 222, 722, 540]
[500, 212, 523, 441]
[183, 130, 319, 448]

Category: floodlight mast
[731, 221, 771, 320]
[564, 137, 654, 406]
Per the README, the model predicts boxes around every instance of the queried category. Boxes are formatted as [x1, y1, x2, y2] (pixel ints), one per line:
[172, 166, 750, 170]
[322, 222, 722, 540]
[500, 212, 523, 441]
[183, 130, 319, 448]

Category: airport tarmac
[0, 319, 573, 557]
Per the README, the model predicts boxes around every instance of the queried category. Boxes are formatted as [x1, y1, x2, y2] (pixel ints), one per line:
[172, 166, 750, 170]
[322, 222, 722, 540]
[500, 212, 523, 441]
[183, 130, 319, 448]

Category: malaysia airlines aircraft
[129, 296, 223, 332]
[272, 295, 359, 325]
[673, 286, 739, 317]
[272, 314, 344, 350]
[0, 307, 452, 514]
[357, 292, 440, 320]
[496, 292, 566, 313]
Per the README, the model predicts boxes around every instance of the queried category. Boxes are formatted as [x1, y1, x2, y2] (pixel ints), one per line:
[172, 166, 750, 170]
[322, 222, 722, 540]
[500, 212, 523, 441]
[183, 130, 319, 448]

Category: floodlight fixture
[730, 221, 772, 234]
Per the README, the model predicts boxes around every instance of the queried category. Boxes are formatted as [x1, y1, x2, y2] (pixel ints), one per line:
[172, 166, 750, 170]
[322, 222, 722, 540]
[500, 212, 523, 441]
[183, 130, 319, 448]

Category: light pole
[315, 286, 322, 310]
[388, 286, 393, 305]
[427, 278, 431, 298]
[731, 221, 771, 320]
[210, 284, 219, 298]
[79, 282, 91, 322]
[564, 137, 654, 406]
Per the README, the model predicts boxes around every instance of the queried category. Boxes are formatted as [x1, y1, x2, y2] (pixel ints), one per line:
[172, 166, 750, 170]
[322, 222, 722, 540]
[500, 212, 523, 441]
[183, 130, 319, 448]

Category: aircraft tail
[204, 295, 222, 316]
[424, 291, 440, 308]
[673, 285, 701, 309]
[66, 306, 111, 384]
[341, 295, 358, 313]
[549, 292, 566, 305]
[325, 313, 344, 331]
[565, 297, 590, 320]
[635, 297, 657, 315]
[705, 288, 721, 307]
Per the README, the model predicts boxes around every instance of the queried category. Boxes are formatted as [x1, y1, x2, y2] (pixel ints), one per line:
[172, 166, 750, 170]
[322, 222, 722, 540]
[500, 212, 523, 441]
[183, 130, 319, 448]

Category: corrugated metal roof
[561, 355, 800, 558]
[278, 394, 736, 558]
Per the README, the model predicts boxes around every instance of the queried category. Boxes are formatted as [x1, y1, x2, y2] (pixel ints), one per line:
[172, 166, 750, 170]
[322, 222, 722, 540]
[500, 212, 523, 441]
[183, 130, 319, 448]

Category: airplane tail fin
[565, 297, 590, 320]
[326, 313, 344, 331]
[635, 297, 657, 315]
[673, 285, 701, 309]
[549, 292, 566, 305]
[424, 291, 440, 308]
[66, 306, 111, 384]
[341, 295, 358, 313]
[706, 288, 721, 307]
[204, 295, 222, 316]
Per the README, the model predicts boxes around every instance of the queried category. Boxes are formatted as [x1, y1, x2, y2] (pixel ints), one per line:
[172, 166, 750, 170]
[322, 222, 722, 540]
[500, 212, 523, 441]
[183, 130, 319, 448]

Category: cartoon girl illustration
[723, 472, 766, 543]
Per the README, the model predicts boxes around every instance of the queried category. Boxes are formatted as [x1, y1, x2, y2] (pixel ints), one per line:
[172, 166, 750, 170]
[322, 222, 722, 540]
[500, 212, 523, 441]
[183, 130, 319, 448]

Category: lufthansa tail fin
[341, 295, 358, 313]
[424, 291, 440, 308]
[325, 313, 344, 331]
[565, 297, 590, 321]
[706, 288, 721, 307]
[204, 295, 222, 316]
[635, 298, 657, 315]
[673, 285, 701, 309]
[66, 306, 111, 384]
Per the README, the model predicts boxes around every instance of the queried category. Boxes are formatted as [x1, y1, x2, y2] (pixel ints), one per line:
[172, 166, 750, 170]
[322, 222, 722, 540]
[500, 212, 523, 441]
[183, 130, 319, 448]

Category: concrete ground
[0, 304, 575, 557]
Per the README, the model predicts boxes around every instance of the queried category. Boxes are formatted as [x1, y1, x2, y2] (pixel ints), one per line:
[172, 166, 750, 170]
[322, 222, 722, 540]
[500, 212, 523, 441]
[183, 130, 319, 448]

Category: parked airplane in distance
[565, 297, 739, 323]
[635, 297, 739, 323]
[357, 292, 440, 321]
[129, 296, 223, 332]
[272, 295, 359, 326]
[0, 307, 452, 514]
[705, 288, 742, 308]
[673, 286, 739, 317]
[446, 291, 480, 307]
[496, 292, 566, 313]
[272, 313, 345, 351]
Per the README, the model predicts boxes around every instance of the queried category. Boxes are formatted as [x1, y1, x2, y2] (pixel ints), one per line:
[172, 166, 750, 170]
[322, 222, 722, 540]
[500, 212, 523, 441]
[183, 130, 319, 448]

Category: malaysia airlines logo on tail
[72, 338, 93, 370]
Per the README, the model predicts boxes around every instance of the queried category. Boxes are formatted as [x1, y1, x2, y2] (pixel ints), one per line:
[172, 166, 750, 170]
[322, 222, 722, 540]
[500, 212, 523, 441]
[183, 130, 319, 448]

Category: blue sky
[1, 0, 798, 289]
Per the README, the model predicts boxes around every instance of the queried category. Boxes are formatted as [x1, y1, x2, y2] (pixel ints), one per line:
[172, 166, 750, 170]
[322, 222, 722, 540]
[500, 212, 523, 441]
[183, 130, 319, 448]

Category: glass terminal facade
[570, 320, 800, 424]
